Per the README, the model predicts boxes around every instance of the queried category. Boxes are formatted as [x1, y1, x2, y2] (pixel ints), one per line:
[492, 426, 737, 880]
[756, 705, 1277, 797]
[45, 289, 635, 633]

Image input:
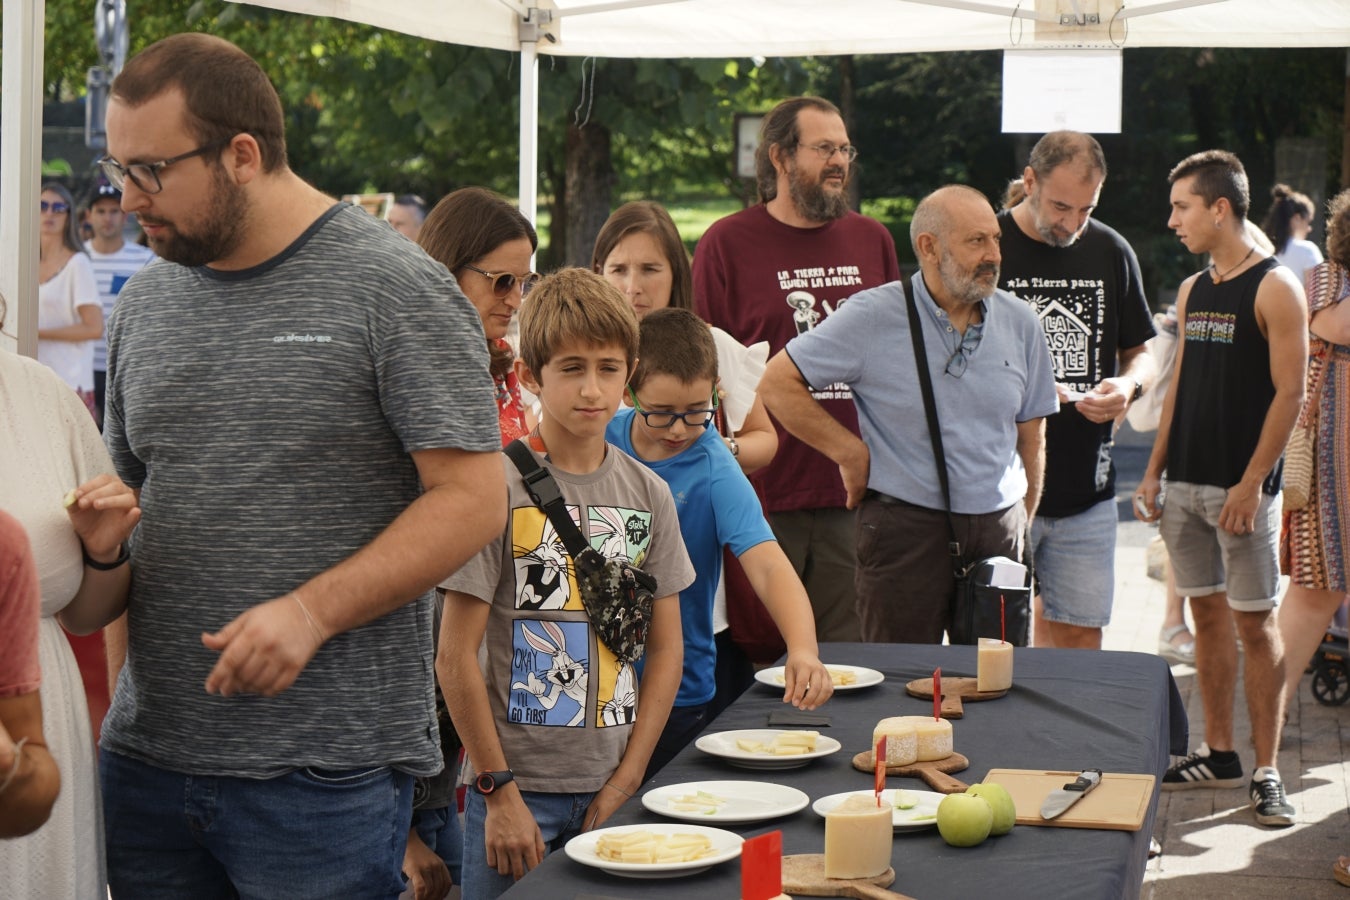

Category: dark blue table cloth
[500, 643, 1186, 900]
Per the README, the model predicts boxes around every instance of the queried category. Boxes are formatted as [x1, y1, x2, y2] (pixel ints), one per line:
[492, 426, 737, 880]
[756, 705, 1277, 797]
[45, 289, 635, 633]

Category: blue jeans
[460, 787, 593, 900]
[102, 750, 413, 900]
[412, 803, 463, 886]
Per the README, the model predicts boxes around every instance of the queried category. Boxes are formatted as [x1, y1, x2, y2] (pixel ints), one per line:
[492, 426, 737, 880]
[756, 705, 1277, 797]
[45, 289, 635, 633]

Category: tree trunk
[839, 55, 860, 211]
[564, 122, 613, 267]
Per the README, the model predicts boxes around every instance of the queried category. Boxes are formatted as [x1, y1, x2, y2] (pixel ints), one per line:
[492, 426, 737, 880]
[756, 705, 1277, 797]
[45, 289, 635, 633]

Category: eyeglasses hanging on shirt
[943, 322, 985, 379]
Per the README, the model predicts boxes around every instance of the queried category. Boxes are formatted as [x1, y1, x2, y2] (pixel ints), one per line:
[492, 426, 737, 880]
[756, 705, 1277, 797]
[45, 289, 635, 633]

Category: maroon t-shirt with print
[693, 204, 900, 513]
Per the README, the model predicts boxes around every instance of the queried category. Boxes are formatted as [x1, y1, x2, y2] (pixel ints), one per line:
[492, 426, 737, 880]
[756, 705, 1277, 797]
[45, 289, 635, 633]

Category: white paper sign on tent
[1001, 49, 1123, 134]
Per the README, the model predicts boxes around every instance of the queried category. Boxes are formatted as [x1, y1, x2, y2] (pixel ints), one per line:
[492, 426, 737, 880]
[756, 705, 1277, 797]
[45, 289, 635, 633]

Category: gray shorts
[1158, 481, 1281, 611]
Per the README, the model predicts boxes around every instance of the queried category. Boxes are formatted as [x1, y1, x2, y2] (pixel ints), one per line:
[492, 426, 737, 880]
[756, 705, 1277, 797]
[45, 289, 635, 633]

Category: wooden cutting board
[982, 768, 1157, 831]
[781, 855, 912, 899]
[905, 676, 1007, 718]
[851, 750, 969, 793]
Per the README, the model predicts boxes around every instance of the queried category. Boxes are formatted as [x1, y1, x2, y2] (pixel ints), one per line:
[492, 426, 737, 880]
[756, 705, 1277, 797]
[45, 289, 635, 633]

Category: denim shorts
[412, 803, 463, 886]
[1029, 497, 1117, 628]
[460, 786, 594, 900]
[101, 750, 413, 900]
[1159, 480, 1281, 610]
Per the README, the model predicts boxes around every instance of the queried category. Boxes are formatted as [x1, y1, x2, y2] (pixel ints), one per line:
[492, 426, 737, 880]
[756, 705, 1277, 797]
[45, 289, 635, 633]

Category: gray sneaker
[1249, 770, 1294, 827]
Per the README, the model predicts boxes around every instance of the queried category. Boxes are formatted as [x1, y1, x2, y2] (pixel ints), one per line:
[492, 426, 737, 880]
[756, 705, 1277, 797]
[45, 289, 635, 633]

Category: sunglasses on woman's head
[462, 264, 541, 299]
[40, 201, 70, 214]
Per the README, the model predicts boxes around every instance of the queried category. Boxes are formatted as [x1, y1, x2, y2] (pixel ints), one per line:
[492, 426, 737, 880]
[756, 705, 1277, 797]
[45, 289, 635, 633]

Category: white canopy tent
[4, 0, 1349, 354]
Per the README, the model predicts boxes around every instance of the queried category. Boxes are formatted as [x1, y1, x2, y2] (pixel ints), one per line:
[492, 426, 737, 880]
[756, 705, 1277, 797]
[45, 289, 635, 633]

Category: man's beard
[939, 249, 999, 306]
[787, 162, 849, 222]
[1030, 188, 1085, 248]
[142, 168, 248, 267]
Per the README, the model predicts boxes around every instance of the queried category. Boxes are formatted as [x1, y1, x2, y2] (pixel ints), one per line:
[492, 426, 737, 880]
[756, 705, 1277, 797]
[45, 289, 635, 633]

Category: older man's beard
[1030, 188, 1085, 248]
[939, 249, 999, 306]
[140, 166, 249, 267]
[786, 161, 850, 222]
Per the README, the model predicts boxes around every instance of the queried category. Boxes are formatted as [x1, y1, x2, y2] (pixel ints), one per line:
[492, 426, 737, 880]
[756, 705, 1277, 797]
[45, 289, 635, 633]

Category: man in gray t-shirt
[95, 34, 505, 898]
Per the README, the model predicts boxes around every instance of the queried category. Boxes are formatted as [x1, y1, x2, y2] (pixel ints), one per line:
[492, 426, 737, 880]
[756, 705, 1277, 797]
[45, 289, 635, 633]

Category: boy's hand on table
[781, 654, 833, 710]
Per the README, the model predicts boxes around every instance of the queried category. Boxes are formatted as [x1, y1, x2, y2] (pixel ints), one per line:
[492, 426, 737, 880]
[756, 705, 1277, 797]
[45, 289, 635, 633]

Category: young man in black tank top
[1135, 150, 1307, 827]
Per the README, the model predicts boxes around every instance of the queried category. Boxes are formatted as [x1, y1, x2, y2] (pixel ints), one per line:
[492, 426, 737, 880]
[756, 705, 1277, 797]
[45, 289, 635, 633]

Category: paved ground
[1107, 426, 1350, 899]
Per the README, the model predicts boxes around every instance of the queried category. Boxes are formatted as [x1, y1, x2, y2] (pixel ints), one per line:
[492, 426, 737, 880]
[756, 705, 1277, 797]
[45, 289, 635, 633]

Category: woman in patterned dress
[1278, 189, 1350, 714]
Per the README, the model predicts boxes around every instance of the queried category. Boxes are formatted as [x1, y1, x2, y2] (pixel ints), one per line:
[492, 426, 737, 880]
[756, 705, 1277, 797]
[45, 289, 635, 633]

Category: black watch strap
[83, 543, 130, 571]
[473, 769, 515, 795]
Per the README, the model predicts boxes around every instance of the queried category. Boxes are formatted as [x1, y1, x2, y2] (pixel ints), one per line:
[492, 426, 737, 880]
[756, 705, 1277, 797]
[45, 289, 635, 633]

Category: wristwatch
[472, 769, 515, 796]
[727, 437, 740, 458]
[1129, 378, 1144, 402]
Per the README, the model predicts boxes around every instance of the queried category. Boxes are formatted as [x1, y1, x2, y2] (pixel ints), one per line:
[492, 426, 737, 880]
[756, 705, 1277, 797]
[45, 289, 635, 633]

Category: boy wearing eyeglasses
[439, 269, 695, 899]
[607, 308, 833, 779]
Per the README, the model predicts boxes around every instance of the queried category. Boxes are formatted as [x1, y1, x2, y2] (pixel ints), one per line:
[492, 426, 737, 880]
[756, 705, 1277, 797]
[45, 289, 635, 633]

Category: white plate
[641, 780, 810, 823]
[564, 823, 743, 878]
[694, 729, 842, 770]
[754, 664, 884, 691]
[812, 789, 945, 831]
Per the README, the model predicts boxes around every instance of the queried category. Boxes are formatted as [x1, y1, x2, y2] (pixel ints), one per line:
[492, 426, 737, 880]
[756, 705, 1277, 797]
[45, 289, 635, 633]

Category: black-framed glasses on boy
[626, 386, 719, 429]
[98, 138, 232, 195]
[461, 264, 541, 299]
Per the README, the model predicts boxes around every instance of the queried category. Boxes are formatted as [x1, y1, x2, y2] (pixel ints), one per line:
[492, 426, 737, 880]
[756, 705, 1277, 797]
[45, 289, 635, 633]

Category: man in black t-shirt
[998, 132, 1156, 650]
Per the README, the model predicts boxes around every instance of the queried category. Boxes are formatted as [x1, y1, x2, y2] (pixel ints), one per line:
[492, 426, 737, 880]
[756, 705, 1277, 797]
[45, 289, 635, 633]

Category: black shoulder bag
[503, 439, 658, 663]
[902, 283, 1032, 646]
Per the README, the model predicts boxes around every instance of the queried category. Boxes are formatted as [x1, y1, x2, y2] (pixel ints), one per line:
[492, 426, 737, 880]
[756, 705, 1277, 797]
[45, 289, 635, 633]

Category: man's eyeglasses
[40, 201, 71, 214]
[462, 264, 541, 299]
[944, 327, 983, 379]
[627, 386, 719, 429]
[797, 142, 858, 163]
[98, 139, 229, 195]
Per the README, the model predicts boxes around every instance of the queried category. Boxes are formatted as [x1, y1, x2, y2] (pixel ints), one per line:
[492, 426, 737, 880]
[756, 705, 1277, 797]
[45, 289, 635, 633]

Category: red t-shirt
[693, 204, 900, 512]
[0, 509, 41, 698]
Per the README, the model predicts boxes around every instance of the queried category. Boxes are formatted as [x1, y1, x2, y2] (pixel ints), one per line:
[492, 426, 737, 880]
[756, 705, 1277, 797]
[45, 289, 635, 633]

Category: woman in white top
[0, 297, 141, 898]
[37, 182, 102, 419]
[1262, 183, 1324, 288]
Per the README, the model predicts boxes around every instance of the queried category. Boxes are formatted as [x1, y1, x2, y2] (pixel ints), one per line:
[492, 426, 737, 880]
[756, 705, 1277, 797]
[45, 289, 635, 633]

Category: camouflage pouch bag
[573, 546, 657, 664]
[505, 439, 660, 664]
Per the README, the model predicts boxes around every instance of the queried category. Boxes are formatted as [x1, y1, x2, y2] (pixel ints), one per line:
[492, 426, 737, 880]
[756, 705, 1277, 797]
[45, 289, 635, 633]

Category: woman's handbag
[1284, 345, 1327, 511]
[902, 282, 1032, 646]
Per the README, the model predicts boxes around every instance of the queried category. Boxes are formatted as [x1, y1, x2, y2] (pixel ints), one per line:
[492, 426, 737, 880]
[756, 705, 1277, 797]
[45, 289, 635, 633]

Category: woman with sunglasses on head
[37, 182, 103, 420]
[421, 188, 539, 446]
[398, 187, 537, 900]
[593, 201, 777, 474]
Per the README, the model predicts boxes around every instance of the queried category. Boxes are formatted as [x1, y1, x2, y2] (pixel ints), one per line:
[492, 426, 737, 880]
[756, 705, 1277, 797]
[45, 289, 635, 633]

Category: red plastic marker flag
[933, 667, 941, 721]
[874, 735, 887, 805]
[741, 830, 783, 900]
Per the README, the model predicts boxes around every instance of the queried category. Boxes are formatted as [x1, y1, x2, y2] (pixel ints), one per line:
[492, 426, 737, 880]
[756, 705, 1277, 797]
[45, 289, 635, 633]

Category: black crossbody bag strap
[503, 439, 590, 559]
[902, 280, 964, 571]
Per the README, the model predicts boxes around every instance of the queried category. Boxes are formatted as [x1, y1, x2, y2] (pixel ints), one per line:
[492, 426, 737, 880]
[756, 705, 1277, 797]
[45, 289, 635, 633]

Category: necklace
[1210, 245, 1256, 284]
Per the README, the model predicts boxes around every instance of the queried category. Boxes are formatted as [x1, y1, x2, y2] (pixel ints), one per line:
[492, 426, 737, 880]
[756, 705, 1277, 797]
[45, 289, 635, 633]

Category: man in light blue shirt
[759, 185, 1058, 643]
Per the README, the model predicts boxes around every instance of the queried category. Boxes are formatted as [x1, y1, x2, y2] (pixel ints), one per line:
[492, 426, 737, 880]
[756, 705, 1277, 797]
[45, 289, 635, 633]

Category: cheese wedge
[871, 717, 919, 766]
[893, 715, 953, 761]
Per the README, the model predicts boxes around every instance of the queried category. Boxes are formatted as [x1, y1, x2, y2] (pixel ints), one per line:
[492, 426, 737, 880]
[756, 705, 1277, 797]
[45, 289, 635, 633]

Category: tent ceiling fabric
[240, 0, 1350, 54]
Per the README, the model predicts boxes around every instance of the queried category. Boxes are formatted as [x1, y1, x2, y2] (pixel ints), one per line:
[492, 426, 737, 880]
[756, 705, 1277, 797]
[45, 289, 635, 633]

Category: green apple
[936, 792, 993, 847]
[966, 782, 1016, 835]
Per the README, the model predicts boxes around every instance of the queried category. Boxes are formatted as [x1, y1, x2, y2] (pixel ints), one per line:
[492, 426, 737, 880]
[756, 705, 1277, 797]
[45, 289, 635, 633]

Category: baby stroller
[1309, 621, 1350, 706]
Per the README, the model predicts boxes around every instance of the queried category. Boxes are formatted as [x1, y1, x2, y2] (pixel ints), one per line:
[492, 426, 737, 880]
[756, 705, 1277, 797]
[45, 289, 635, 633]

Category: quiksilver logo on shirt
[272, 333, 332, 343]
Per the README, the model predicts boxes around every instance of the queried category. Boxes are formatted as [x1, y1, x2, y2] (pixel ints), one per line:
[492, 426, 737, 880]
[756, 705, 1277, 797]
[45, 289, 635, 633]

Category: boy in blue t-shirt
[606, 308, 833, 778]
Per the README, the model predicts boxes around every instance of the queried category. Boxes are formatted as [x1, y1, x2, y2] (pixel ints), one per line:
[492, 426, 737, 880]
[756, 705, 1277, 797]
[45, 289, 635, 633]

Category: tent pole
[1, 0, 45, 357]
[519, 40, 539, 229]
